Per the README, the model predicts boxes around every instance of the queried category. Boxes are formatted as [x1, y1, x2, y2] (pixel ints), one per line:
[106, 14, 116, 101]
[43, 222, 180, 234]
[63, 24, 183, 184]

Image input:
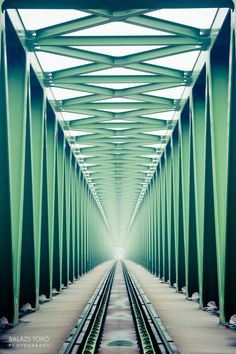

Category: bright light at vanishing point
[114, 247, 124, 260]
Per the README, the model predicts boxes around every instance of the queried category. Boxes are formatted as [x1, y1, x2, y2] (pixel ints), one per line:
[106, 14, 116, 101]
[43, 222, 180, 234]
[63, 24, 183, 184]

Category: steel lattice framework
[0, 0, 236, 328]
[9, 4, 217, 241]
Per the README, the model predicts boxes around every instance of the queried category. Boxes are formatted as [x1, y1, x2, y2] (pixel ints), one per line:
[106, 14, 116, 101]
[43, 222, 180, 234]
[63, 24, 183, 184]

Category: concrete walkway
[0, 261, 113, 354]
[126, 261, 236, 354]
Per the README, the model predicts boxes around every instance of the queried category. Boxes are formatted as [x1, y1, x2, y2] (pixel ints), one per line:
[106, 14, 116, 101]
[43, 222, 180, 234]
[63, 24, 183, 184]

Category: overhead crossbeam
[9, 3, 223, 244]
[3, 0, 234, 9]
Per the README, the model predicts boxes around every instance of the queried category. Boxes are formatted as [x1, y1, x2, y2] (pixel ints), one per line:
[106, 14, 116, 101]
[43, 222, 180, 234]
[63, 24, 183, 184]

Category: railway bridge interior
[0, 1, 236, 353]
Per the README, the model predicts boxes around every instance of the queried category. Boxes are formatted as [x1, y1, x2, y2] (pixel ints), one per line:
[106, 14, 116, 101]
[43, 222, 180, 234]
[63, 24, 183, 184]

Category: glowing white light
[114, 247, 124, 260]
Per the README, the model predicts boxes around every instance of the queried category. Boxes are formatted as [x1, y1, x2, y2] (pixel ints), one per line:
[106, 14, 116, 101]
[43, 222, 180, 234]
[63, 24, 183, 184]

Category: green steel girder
[125, 116, 168, 126]
[118, 82, 186, 95]
[0, 10, 113, 325]
[126, 14, 206, 38]
[63, 108, 173, 121]
[0, 15, 15, 324]
[3, 1, 236, 328]
[50, 63, 110, 80]
[117, 107, 175, 117]
[126, 8, 236, 328]
[31, 36, 207, 46]
[35, 16, 110, 39]
[74, 135, 162, 144]
[79, 147, 157, 154]
[36, 46, 114, 64]
[61, 102, 174, 110]
[126, 62, 188, 77]
[50, 83, 113, 95]
[3, 0, 234, 9]
[52, 75, 185, 84]
[50, 63, 186, 81]
[70, 122, 166, 130]
[82, 156, 155, 164]
[61, 95, 174, 108]
[114, 45, 204, 66]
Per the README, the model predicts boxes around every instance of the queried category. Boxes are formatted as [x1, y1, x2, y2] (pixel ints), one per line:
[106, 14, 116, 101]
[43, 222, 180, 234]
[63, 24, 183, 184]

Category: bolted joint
[199, 29, 211, 37]
[200, 38, 211, 51]
[114, 90, 122, 97]
[25, 40, 36, 52]
[173, 99, 181, 111]
[62, 121, 70, 130]
[54, 100, 63, 112]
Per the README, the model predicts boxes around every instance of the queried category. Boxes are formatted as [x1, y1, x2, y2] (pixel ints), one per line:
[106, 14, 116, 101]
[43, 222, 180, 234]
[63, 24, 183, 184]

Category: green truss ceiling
[8, 4, 229, 243]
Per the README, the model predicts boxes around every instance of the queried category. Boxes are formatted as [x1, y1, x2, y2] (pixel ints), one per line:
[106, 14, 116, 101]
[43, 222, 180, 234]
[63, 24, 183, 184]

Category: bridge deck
[126, 261, 236, 354]
[0, 261, 112, 354]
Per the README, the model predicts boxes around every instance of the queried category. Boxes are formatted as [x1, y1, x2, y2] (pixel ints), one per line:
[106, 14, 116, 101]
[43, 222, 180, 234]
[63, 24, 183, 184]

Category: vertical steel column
[74, 164, 79, 279]
[156, 164, 162, 278]
[152, 172, 157, 276]
[171, 124, 185, 291]
[162, 154, 169, 282]
[69, 155, 76, 282]
[224, 10, 236, 322]
[0, 11, 14, 324]
[20, 70, 36, 310]
[40, 103, 57, 299]
[166, 142, 176, 286]
[153, 171, 159, 276]
[6, 13, 27, 323]
[207, 12, 231, 322]
[0, 10, 113, 325]
[53, 124, 65, 291]
[180, 101, 199, 298]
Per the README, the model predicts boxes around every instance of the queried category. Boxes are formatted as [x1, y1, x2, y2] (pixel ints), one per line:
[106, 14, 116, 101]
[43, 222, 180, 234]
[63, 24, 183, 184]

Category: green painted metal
[0, 11, 112, 325]
[32, 35, 207, 46]
[0, 10, 14, 324]
[1, 1, 236, 328]
[127, 8, 236, 326]
[2, 0, 234, 9]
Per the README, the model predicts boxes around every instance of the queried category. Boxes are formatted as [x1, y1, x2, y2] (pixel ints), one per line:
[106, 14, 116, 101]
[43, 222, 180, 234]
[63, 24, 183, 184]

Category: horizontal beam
[84, 9, 148, 18]
[53, 76, 184, 84]
[129, 116, 168, 126]
[62, 94, 174, 107]
[3, 0, 234, 9]
[61, 102, 174, 110]
[70, 122, 166, 129]
[33, 36, 206, 46]
[79, 146, 157, 153]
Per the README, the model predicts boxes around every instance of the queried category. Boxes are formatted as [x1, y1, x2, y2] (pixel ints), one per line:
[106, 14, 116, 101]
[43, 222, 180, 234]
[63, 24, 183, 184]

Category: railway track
[59, 261, 179, 354]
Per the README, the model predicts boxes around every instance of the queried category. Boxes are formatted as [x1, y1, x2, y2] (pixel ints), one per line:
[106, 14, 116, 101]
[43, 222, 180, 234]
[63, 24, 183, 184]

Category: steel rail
[58, 262, 116, 354]
[59, 261, 179, 354]
[122, 262, 180, 354]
